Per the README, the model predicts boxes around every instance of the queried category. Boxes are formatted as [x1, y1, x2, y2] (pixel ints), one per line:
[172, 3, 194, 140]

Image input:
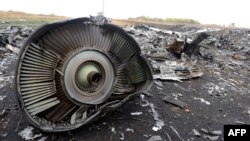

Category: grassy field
[128, 16, 200, 24]
[0, 11, 67, 27]
[112, 19, 195, 28]
[0, 10, 225, 29]
[112, 16, 201, 28]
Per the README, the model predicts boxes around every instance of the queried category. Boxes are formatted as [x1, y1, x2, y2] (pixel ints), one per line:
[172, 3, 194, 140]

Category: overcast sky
[0, 0, 249, 27]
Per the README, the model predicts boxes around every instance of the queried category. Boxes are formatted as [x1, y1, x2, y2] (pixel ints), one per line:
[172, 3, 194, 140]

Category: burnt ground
[0, 24, 250, 141]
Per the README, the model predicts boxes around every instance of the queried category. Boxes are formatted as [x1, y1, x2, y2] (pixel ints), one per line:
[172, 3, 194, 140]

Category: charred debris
[1, 22, 249, 87]
[124, 25, 250, 81]
[0, 17, 250, 139]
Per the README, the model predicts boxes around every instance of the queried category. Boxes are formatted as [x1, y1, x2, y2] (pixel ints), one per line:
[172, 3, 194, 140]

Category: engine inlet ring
[62, 49, 116, 105]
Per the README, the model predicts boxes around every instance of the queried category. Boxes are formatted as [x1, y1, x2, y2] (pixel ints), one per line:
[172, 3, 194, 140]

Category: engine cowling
[16, 18, 152, 132]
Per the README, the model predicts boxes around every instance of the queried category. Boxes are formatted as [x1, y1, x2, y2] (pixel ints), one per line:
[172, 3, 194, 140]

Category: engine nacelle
[16, 18, 152, 132]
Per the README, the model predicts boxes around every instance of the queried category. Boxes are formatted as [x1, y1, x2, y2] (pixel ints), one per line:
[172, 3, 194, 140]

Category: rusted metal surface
[166, 37, 184, 58]
[165, 32, 209, 58]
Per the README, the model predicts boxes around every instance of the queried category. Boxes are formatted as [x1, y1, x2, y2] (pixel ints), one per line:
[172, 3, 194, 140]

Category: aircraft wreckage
[15, 18, 153, 132]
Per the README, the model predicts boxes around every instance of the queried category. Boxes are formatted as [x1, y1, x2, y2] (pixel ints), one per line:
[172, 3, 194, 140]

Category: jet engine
[16, 18, 152, 132]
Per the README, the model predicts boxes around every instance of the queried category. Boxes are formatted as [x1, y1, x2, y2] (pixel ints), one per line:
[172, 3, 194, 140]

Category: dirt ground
[0, 23, 249, 141]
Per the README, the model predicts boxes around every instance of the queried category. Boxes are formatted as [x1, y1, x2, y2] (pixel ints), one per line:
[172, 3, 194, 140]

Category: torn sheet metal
[153, 58, 203, 81]
[5, 44, 20, 54]
[18, 126, 42, 140]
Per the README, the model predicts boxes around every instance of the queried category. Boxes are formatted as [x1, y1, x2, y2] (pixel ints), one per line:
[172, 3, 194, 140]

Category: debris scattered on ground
[125, 24, 250, 86]
[200, 128, 209, 134]
[18, 126, 42, 140]
[199, 128, 222, 140]
[235, 121, 246, 124]
[169, 125, 183, 141]
[1, 26, 32, 92]
[152, 57, 203, 81]
[5, 44, 20, 54]
[0, 108, 6, 117]
[163, 96, 187, 108]
[147, 135, 162, 141]
[209, 130, 222, 135]
[192, 129, 201, 137]
[1, 133, 8, 137]
[0, 73, 14, 89]
[0, 26, 33, 48]
[203, 135, 219, 141]
[150, 105, 164, 131]
[140, 94, 164, 131]
[126, 128, 135, 132]
[154, 80, 163, 87]
[0, 95, 6, 101]
[183, 32, 210, 57]
[194, 97, 211, 105]
[202, 82, 222, 96]
[1, 21, 250, 140]
[110, 127, 116, 134]
[171, 93, 184, 99]
[165, 37, 184, 58]
[125, 25, 208, 81]
[163, 130, 172, 141]
[119, 132, 125, 140]
[143, 134, 150, 138]
[131, 112, 143, 116]
[166, 32, 209, 58]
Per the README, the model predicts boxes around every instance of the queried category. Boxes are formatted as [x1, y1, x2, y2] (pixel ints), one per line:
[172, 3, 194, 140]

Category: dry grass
[0, 10, 66, 20]
[112, 19, 240, 30]
[129, 16, 200, 24]
[112, 19, 200, 29]
[0, 10, 67, 27]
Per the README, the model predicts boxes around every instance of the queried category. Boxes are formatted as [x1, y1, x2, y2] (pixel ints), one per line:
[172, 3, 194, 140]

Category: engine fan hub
[63, 49, 115, 105]
[75, 61, 103, 91]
